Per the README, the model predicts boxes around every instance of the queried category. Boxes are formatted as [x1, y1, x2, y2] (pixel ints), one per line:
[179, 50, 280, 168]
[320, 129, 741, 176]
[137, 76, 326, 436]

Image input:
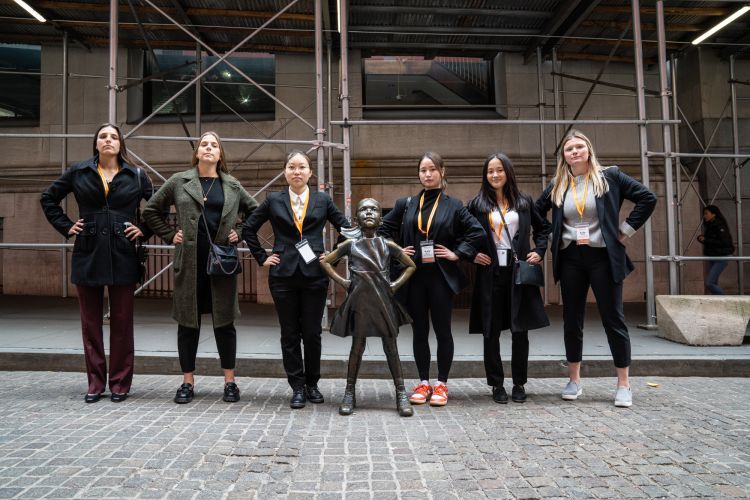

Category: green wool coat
[143, 168, 258, 329]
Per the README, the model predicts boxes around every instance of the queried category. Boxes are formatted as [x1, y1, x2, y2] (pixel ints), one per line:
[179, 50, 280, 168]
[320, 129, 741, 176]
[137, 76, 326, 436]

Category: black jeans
[559, 244, 631, 368]
[269, 271, 329, 389]
[177, 320, 237, 373]
[483, 266, 529, 387]
[407, 266, 455, 383]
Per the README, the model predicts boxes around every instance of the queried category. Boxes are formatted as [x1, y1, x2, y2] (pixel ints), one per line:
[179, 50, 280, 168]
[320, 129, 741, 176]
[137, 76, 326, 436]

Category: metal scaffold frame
[0, 0, 748, 329]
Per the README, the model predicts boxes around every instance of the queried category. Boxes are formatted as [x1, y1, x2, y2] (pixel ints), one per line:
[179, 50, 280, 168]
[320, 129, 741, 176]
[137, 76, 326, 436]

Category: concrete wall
[1, 43, 745, 301]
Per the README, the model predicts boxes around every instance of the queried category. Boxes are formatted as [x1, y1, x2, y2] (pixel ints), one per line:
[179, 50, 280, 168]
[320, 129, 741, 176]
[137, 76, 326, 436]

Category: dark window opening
[0, 44, 41, 126]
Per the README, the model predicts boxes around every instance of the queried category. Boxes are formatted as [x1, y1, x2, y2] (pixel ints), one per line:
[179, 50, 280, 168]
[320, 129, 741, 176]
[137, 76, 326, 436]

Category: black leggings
[177, 320, 237, 373]
[407, 266, 455, 383]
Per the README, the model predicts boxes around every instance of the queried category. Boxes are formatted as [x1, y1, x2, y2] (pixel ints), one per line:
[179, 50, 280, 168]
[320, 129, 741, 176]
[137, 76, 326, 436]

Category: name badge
[420, 240, 435, 264]
[496, 246, 510, 267]
[295, 239, 317, 264]
[575, 223, 590, 245]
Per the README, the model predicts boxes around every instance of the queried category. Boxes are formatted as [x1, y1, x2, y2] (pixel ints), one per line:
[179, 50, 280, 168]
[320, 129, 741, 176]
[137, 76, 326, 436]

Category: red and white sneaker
[408, 383, 433, 404]
[429, 384, 448, 406]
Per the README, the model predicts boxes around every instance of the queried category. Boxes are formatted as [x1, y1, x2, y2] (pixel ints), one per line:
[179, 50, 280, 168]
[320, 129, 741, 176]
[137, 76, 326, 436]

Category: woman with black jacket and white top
[467, 153, 550, 404]
[698, 204, 734, 295]
[535, 130, 656, 408]
[40, 124, 153, 403]
[378, 152, 485, 407]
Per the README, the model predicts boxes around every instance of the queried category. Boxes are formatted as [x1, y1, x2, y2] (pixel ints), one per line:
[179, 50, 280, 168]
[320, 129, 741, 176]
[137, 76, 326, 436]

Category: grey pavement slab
[0, 372, 748, 498]
[1, 295, 749, 378]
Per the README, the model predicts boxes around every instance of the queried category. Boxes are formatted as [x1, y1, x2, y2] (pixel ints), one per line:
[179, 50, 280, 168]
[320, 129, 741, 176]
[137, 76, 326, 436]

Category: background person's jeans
[706, 260, 729, 295]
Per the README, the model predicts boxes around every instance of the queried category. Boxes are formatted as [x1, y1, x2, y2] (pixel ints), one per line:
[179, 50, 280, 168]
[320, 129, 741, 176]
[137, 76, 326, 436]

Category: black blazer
[242, 189, 349, 278]
[40, 157, 153, 286]
[467, 194, 550, 335]
[378, 190, 485, 295]
[535, 166, 657, 284]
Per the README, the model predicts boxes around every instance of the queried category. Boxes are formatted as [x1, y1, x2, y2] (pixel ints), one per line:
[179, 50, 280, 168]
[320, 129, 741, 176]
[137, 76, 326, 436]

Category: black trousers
[559, 245, 631, 368]
[407, 266, 455, 383]
[177, 320, 237, 373]
[483, 266, 529, 387]
[269, 271, 328, 389]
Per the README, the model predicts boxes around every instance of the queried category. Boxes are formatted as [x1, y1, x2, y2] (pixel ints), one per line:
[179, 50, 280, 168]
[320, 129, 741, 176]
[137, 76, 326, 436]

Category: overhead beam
[350, 41, 521, 52]
[556, 51, 656, 65]
[523, 0, 585, 63]
[594, 6, 730, 16]
[581, 20, 702, 32]
[349, 25, 539, 36]
[350, 5, 552, 18]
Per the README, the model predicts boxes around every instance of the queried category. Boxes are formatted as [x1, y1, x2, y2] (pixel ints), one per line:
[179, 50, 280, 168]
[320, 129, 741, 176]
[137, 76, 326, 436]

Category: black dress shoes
[223, 382, 240, 403]
[174, 383, 194, 404]
[492, 386, 509, 404]
[290, 388, 306, 409]
[84, 393, 102, 403]
[305, 385, 324, 404]
[110, 393, 128, 403]
[511, 385, 527, 403]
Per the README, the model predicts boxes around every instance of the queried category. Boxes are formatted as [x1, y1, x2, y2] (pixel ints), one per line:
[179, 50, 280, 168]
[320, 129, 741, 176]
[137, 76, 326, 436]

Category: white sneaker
[561, 380, 583, 400]
[614, 387, 632, 408]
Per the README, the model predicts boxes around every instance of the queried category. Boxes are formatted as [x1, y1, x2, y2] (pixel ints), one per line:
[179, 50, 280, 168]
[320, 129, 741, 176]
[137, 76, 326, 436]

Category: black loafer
[290, 388, 306, 409]
[492, 386, 509, 404]
[174, 383, 194, 404]
[84, 393, 102, 403]
[511, 385, 527, 403]
[110, 393, 128, 403]
[305, 385, 324, 404]
[223, 382, 240, 403]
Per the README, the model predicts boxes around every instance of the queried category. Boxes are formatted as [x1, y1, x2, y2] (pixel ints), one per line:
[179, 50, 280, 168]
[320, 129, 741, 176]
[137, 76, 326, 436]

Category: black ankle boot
[396, 386, 413, 417]
[339, 384, 356, 416]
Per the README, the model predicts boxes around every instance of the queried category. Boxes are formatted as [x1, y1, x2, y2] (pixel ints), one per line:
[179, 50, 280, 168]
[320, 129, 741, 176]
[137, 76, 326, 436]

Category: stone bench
[656, 295, 750, 346]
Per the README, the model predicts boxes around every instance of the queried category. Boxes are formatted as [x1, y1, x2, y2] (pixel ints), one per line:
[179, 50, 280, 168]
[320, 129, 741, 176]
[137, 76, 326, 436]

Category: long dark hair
[92, 123, 134, 166]
[704, 204, 728, 226]
[470, 152, 528, 214]
[418, 151, 448, 190]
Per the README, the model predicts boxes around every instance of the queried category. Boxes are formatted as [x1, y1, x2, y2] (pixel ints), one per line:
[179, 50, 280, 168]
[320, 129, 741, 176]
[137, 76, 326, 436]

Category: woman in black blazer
[378, 152, 485, 407]
[467, 153, 550, 404]
[242, 150, 349, 409]
[535, 130, 656, 408]
[40, 124, 153, 403]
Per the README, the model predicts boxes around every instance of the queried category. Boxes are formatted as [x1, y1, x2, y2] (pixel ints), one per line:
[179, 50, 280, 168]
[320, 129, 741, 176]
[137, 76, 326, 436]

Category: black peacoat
[40, 157, 154, 287]
[467, 194, 551, 336]
[535, 166, 657, 284]
[378, 190, 485, 295]
[242, 189, 349, 278]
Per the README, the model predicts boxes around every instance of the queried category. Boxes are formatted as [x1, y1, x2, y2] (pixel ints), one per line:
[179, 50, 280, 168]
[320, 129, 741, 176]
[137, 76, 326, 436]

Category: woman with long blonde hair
[535, 129, 656, 408]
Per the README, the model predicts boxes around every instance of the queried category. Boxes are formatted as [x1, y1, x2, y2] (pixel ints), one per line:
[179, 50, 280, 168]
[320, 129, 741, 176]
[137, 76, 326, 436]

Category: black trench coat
[40, 157, 154, 286]
[467, 194, 550, 335]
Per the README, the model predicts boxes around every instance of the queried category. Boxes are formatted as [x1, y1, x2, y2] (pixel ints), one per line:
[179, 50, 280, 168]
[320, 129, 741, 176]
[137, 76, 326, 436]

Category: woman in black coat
[242, 150, 349, 409]
[535, 129, 656, 408]
[40, 123, 153, 403]
[378, 152, 485, 407]
[698, 204, 734, 295]
[467, 153, 550, 404]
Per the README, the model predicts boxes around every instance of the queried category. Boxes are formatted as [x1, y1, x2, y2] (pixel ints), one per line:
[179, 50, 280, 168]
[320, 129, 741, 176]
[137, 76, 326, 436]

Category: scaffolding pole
[631, 0, 657, 329]
[340, 0, 352, 218]
[671, 54, 684, 293]
[730, 55, 744, 294]
[536, 47, 549, 305]
[108, 0, 118, 123]
[656, 1, 678, 294]
[61, 31, 69, 298]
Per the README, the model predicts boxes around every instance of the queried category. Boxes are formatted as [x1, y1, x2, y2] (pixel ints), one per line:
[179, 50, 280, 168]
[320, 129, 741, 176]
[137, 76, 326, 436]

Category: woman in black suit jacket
[243, 150, 349, 409]
[535, 130, 656, 408]
[467, 153, 550, 404]
[40, 123, 153, 403]
[378, 152, 485, 407]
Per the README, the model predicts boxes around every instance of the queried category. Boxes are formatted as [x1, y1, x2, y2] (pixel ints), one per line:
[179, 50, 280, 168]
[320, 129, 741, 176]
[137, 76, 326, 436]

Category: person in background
[41, 123, 153, 403]
[143, 131, 257, 404]
[467, 153, 550, 404]
[698, 204, 734, 295]
[378, 152, 485, 407]
[535, 129, 656, 408]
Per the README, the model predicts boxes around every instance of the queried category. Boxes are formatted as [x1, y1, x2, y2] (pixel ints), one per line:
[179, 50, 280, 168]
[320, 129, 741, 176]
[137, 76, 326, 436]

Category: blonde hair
[550, 129, 609, 207]
[191, 131, 229, 173]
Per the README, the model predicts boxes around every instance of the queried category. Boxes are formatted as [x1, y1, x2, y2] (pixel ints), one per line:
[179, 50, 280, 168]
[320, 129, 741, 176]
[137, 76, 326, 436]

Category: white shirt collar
[289, 186, 309, 203]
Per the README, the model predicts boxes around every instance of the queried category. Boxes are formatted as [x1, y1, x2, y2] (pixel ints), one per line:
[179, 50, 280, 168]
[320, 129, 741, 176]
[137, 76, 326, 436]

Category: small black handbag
[135, 167, 149, 284]
[498, 209, 545, 287]
[201, 210, 242, 276]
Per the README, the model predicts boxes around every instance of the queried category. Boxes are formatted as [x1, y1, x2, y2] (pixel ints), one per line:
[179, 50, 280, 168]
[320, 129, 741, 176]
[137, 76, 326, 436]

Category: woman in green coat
[143, 131, 257, 404]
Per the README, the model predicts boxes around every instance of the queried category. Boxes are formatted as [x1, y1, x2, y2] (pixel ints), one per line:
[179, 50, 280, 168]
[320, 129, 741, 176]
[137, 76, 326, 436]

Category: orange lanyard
[96, 164, 112, 197]
[570, 173, 590, 220]
[417, 191, 440, 238]
[488, 204, 508, 241]
[290, 191, 309, 237]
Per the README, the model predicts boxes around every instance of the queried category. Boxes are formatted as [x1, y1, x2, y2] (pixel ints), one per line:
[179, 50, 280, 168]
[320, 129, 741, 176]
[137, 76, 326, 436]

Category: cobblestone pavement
[0, 372, 748, 499]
